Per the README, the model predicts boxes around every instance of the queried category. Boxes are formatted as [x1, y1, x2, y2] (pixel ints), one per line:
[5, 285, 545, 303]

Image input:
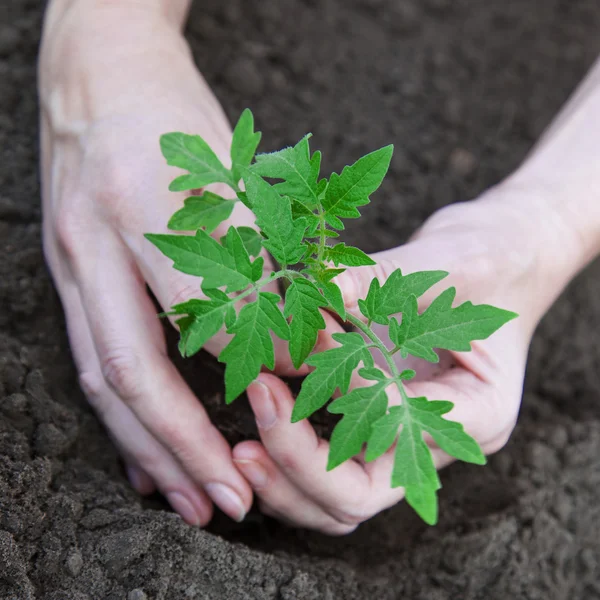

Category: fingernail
[205, 483, 246, 522]
[247, 381, 277, 429]
[234, 459, 268, 489]
[166, 492, 201, 526]
[126, 465, 143, 491]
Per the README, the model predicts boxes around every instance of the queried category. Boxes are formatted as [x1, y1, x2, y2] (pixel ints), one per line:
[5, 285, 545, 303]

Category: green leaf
[171, 297, 231, 357]
[365, 396, 485, 525]
[407, 396, 486, 465]
[145, 227, 254, 293]
[221, 227, 257, 282]
[327, 380, 391, 470]
[160, 132, 234, 191]
[358, 367, 388, 381]
[358, 269, 449, 325]
[245, 172, 307, 266]
[357, 278, 382, 323]
[284, 279, 327, 369]
[292, 332, 373, 422]
[252, 135, 321, 209]
[231, 109, 261, 183]
[320, 280, 346, 321]
[324, 243, 375, 267]
[237, 226, 263, 257]
[168, 192, 235, 233]
[390, 289, 518, 362]
[322, 145, 393, 229]
[220, 292, 289, 403]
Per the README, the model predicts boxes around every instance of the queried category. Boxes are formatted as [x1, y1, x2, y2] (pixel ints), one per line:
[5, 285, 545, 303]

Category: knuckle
[100, 347, 143, 401]
[371, 257, 399, 284]
[276, 450, 302, 475]
[54, 207, 87, 261]
[327, 502, 369, 527]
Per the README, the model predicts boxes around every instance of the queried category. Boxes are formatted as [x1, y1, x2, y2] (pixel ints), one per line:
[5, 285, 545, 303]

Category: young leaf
[252, 135, 321, 209]
[358, 268, 448, 325]
[284, 279, 328, 369]
[323, 242, 375, 267]
[390, 289, 518, 362]
[322, 145, 393, 229]
[171, 297, 231, 357]
[236, 226, 263, 257]
[311, 267, 346, 320]
[365, 396, 485, 524]
[327, 380, 391, 470]
[160, 132, 235, 191]
[292, 332, 373, 422]
[168, 192, 235, 233]
[231, 109, 261, 183]
[145, 227, 254, 293]
[220, 292, 289, 403]
[245, 172, 307, 266]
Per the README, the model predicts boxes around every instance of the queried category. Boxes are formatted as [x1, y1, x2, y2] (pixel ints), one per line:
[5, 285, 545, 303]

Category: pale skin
[40, 0, 600, 534]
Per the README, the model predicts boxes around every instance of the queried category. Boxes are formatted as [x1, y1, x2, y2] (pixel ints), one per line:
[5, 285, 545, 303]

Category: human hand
[232, 186, 575, 534]
[38, 1, 290, 525]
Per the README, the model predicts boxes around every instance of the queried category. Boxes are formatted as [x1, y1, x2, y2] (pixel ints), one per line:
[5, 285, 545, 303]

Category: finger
[67, 232, 252, 522]
[124, 463, 156, 496]
[233, 442, 358, 535]
[245, 373, 384, 523]
[56, 276, 214, 525]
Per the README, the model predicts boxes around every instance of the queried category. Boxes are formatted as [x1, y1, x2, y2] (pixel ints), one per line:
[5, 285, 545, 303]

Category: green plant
[146, 109, 517, 525]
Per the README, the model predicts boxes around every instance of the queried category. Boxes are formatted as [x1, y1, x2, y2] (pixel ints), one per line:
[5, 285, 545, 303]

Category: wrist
[39, 0, 194, 125]
[477, 178, 591, 320]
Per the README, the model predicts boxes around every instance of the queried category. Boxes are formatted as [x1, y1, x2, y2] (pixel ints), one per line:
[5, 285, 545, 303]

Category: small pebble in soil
[449, 147, 477, 177]
[128, 590, 148, 600]
[65, 548, 83, 577]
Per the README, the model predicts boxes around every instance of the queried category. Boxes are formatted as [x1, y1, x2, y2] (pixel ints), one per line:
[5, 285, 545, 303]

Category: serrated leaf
[358, 278, 382, 323]
[284, 279, 327, 369]
[292, 332, 373, 422]
[168, 193, 235, 233]
[390, 289, 518, 362]
[327, 380, 391, 470]
[145, 227, 254, 293]
[160, 132, 234, 190]
[324, 243, 375, 267]
[252, 135, 321, 208]
[358, 269, 449, 325]
[311, 269, 346, 320]
[236, 226, 263, 257]
[231, 109, 261, 182]
[221, 227, 256, 282]
[171, 297, 231, 357]
[245, 173, 307, 266]
[407, 396, 486, 465]
[322, 145, 393, 229]
[220, 292, 289, 403]
[365, 395, 486, 524]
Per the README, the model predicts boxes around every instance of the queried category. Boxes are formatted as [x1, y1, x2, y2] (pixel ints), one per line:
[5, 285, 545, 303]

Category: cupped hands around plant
[147, 110, 529, 528]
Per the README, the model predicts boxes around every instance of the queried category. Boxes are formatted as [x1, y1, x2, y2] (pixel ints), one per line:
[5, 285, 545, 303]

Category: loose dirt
[1, 0, 600, 598]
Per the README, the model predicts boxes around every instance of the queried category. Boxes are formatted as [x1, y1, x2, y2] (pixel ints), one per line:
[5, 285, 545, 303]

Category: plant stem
[316, 206, 327, 263]
[346, 313, 409, 402]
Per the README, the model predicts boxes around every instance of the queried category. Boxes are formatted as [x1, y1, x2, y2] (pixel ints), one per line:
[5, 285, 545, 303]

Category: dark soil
[2, 0, 600, 598]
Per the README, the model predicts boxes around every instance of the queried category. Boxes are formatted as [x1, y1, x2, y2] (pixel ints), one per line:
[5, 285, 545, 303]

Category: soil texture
[1, 0, 600, 598]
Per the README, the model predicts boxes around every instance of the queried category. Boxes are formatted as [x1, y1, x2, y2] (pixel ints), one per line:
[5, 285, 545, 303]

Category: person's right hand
[38, 1, 268, 526]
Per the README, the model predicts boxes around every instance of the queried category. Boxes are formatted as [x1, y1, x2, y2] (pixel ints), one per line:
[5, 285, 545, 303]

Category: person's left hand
[232, 185, 572, 534]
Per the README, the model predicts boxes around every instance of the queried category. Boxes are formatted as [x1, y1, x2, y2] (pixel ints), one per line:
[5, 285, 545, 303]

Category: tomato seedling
[146, 109, 517, 524]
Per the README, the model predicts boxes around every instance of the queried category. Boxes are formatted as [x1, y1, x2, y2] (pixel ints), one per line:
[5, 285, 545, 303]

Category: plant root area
[2, 1, 600, 598]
